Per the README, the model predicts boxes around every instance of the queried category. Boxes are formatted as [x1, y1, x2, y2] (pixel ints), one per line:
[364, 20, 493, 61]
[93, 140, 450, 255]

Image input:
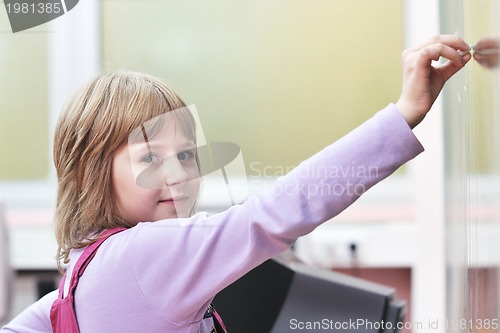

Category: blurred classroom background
[1, 0, 500, 332]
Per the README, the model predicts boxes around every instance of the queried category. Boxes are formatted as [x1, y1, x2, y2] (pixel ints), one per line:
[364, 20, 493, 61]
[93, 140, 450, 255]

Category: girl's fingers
[436, 52, 472, 80]
[413, 42, 468, 66]
[407, 42, 469, 80]
[425, 43, 470, 81]
[409, 34, 470, 53]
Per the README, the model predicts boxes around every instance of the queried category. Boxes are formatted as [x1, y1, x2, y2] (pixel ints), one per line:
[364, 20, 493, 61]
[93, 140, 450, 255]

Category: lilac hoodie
[1, 104, 424, 333]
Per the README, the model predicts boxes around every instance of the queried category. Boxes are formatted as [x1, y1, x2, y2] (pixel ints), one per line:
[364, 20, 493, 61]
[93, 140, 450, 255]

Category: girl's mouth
[159, 196, 188, 205]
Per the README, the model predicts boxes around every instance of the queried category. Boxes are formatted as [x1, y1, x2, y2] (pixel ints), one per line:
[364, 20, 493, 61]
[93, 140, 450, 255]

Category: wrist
[395, 100, 423, 129]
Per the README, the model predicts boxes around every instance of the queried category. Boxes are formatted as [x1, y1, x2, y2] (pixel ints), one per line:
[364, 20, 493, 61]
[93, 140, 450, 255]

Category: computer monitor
[213, 250, 405, 333]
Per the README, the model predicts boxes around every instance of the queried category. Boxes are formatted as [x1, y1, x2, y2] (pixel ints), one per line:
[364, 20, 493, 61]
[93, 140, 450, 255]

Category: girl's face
[112, 117, 200, 223]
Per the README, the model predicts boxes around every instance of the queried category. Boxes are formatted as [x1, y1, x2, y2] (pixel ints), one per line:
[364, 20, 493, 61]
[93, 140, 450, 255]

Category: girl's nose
[161, 156, 189, 186]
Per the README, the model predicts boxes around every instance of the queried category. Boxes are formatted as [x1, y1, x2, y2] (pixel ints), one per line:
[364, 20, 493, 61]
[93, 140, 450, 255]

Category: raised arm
[127, 35, 471, 326]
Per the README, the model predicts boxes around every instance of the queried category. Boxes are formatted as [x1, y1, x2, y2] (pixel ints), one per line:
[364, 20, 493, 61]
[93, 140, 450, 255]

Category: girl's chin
[152, 209, 192, 220]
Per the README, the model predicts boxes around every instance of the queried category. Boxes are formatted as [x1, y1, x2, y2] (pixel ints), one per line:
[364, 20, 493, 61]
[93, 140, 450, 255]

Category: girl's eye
[177, 149, 196, 161]
[141, 154, 161, 165]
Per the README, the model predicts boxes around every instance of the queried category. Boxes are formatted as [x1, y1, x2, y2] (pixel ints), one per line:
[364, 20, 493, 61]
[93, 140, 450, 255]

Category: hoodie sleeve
[0, 290, 57, 333]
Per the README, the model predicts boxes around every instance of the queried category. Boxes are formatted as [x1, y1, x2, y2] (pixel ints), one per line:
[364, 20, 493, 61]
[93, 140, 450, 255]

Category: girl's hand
[396, 35, 472, 128]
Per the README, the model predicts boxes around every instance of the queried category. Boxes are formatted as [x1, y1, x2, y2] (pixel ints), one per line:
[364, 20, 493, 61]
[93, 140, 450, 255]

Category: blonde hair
[53, 71, 196, 266]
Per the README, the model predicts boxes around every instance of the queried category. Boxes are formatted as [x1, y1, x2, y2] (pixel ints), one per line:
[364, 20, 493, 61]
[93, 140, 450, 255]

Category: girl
[1, 35, 471, 333]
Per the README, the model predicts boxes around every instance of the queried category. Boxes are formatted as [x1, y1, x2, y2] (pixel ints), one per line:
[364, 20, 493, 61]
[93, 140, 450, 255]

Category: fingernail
[458, 46, 471, 56]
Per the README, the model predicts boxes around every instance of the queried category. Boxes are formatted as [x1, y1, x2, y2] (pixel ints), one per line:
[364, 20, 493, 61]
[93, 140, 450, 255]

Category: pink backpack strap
[67, 228, 127, 295]
[50, 227, 127, 333]
[210, 304, 228, 333]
